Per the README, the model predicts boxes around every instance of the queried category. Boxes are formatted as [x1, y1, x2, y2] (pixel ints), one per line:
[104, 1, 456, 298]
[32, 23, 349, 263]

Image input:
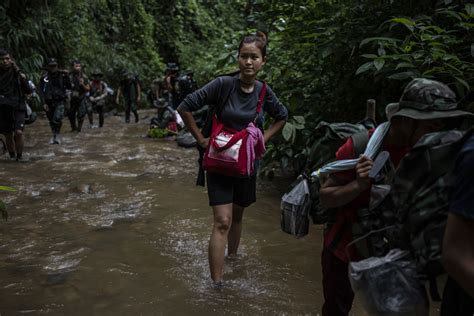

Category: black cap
[166, 62, 179, 71]
[47, 58, 58, 66]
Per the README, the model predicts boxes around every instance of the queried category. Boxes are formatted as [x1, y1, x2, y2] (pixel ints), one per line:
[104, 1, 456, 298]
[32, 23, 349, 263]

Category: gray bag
[280, 177, 311, 238]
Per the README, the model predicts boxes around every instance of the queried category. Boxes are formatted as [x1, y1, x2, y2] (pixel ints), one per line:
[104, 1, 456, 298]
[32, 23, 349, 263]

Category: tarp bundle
[312, 122, 391, 178]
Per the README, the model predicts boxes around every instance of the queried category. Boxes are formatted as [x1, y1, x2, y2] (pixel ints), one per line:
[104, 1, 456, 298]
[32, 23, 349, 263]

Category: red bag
[203, 82, 267, 177]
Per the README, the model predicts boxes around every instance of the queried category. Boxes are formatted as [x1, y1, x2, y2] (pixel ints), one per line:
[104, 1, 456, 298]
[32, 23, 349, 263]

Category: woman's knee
[213, 214, 232, 233]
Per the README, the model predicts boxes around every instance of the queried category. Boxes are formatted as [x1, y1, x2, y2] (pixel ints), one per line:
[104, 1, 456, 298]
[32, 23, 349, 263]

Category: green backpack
[305, 121, 370, 224]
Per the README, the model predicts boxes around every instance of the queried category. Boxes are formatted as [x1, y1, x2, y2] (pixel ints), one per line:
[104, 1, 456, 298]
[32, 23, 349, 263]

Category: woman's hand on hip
[198, 137, 209, 148]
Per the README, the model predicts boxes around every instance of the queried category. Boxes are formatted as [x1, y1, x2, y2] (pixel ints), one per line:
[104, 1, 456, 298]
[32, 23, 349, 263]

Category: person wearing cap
[68, 60, 90, 132]
[0, 48, 32, 161]
[89, 70, 108, 128]
[115, 69, 141, 123]
[318, 78, 472, 316]
[38, 58, 72, 144]
[164, 62, 180, 109]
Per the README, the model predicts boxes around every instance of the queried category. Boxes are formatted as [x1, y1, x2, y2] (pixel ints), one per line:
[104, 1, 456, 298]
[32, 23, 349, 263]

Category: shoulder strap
[256, 81, 267, 114]
[351, 130, 369, 158]
[213, 76, 236, 119]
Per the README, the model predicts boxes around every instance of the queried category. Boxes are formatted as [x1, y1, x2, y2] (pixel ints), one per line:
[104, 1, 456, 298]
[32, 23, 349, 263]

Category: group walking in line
[1, 28, 473, 316]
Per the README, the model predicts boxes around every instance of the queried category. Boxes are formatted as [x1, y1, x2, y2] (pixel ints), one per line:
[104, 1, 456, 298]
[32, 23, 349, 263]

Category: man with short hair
[319, 78, 473, 316]
[0, 48, 31, 161]
[38, 58, 72, 144]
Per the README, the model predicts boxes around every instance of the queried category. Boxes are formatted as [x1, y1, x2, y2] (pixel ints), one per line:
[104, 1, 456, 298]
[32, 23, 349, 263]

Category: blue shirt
[450, 133, 474, 220]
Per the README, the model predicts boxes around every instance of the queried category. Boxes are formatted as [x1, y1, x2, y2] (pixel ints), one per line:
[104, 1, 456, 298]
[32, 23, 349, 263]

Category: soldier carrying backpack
[318, 78, 473, 316]
[38, 58, 72, 144]
[0, 48, 32, 161]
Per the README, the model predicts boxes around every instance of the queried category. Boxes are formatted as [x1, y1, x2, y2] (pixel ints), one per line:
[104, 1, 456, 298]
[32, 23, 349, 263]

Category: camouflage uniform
[39, 58, 72, 144]
[351, 78, 473, 309]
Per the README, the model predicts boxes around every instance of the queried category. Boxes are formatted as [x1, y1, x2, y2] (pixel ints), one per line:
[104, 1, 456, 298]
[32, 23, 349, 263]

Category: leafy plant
[357, 4, 474, 98]
[147, 128, 172, 138]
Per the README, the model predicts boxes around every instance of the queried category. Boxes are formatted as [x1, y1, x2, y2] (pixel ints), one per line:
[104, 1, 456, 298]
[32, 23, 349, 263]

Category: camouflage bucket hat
[391, 78, 473, 121]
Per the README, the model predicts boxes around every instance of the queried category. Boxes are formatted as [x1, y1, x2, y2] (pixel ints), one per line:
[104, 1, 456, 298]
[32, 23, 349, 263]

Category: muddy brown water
[0, 110, 439, 315]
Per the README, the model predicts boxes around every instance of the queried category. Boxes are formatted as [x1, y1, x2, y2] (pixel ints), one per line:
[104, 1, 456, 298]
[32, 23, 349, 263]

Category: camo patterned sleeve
[449, 134, 474, 220]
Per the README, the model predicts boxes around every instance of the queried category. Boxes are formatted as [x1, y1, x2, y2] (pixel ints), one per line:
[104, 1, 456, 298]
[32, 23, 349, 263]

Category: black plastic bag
[349, 248, 429, 315]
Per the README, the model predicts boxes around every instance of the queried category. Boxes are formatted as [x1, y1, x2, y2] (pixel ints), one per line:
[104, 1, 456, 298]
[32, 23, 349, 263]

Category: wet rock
[79, 184, 94, 194]
[46, 272, 68, 285]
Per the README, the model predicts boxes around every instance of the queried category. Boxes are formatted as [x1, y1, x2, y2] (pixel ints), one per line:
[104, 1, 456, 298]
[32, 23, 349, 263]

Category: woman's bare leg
[228, 204, 245, 256]
[208, 203, 233, 281]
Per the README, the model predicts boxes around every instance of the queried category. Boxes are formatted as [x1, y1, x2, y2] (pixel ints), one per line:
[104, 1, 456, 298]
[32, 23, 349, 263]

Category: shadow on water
[0, 110, 391, 315]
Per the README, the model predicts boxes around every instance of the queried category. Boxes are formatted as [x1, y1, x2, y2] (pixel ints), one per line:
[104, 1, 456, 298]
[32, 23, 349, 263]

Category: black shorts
[206, 172, 257, 207]
[0, 109, 25, 133]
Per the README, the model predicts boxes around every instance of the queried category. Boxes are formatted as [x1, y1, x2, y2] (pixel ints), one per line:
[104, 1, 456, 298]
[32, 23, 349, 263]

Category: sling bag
[202, 82, 267, 177]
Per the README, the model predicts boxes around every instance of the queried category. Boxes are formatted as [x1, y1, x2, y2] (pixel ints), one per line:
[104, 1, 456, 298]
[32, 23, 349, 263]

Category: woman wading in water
[178, 32, 288, 284]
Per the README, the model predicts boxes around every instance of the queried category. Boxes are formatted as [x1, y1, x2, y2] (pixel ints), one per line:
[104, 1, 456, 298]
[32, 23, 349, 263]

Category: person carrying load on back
[175, 70, 198, 106]
[0, 48, 32, 161]
[68, 60, 90, 132]
[318, 78, 472, 316]
[177, 31, 287, 285]
[147, 101, 177, 137]
[89, 70, 108, 128]
[38, 58, 72, 145]
[116, 70, 141, 123]
[441, 132, 474, 315]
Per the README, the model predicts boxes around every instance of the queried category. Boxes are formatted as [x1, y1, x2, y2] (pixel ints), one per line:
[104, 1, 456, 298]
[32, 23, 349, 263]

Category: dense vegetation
[1, 0, 473, 175]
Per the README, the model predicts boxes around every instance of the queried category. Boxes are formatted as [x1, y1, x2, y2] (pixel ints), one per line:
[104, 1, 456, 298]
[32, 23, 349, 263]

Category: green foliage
[0, 0, 244, 90]
[147, 128, 172, 138]
[251, 0, 473, 175]
[357, 5, 474, 97]
[2, 1, 472, 177]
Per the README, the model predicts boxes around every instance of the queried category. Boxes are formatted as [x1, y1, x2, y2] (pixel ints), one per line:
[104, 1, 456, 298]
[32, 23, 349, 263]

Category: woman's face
[238, 43, 266, 80]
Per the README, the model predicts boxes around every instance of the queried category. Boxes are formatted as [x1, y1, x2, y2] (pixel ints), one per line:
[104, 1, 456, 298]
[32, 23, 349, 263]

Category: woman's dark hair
[238, 31, 268, 57]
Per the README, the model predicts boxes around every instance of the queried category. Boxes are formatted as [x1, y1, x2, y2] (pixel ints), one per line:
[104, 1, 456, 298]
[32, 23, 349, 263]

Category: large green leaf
[282, 123, 295, 142]
[387, 71, 417, 80]
[359, 37, 400, 47]
[466, 4, 474, 17]
[355, 62, 374, 75]
[391, 17, 416, 31]
[374, 58, 385, 71]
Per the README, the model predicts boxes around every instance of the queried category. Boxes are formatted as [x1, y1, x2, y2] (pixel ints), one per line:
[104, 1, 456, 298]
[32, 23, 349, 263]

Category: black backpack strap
[350, 130, 369, 158]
